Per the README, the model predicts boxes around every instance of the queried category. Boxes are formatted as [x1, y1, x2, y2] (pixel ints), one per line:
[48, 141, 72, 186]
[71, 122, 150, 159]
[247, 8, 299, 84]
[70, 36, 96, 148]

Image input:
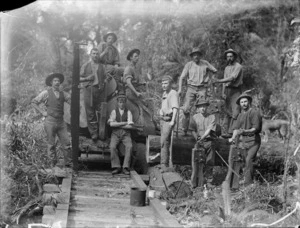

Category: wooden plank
[131, 170, 147, 189]
[67, 219, 158, 228]
[150, 198, 181, 227]
[71, 194, 130, 203]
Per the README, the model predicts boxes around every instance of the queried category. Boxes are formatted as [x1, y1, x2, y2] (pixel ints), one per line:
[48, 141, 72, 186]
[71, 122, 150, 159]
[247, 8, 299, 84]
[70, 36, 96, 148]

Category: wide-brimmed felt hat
[224, 48, 238, 58]
[126, 48, 140, 61]
[45, 73, 64, 86]
[189, 47, 202, 57]
[236, 93, 252, 105]
[195, 99, 209, 107]
[103, 32, 117, 43]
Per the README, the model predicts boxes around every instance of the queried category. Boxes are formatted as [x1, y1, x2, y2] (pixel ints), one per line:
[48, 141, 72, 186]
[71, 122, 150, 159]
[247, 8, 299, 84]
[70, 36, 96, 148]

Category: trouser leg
[110, 133, 121, 168]
[244, 142, 261, 185]
[182, 88, 195, 132]
[57, 122, 72, 166]
[44, 121, 58, 166]
[160, 121, 172, 165]
[122, 133, 132, 168]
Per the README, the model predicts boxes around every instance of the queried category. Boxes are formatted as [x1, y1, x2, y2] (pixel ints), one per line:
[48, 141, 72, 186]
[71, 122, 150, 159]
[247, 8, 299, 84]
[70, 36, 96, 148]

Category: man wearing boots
[159, 75, 179, 172]
[32, 73, 72, 168]
[229, 93, 262, 187]
[80, 48, 106, 141]
[214, 49, 243, 137]
[178, 47, 217, 136]
[108, 92, 134, 175]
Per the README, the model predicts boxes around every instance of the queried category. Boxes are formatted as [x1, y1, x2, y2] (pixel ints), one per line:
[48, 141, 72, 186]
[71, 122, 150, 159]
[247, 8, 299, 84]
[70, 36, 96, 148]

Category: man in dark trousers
[159, 75, 179, 172]
[80, 48, 106, 141]
[178, 47, 217, 135]
[214, 49, 243, 136]
[108, 92, 134, 175]
[229, 93, 262, 187]
[32, 73, 72, 167]
[190, 99, 217, 186]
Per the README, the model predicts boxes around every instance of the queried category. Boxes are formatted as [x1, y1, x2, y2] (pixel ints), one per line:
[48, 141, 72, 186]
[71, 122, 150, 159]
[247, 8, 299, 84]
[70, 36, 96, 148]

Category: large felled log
[148, 167, 192, 199]
[146, 135, 230, 166]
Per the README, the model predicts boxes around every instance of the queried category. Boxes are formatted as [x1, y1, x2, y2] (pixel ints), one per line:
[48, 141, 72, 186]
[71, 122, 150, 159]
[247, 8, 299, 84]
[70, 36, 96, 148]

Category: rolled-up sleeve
[170, 91, 179, 110]
[207, 115, 216, 131]
[206, 61, 217, 73]
[32, 90, 48, 105]
[107, 110, 116, 124]
[123, 66, 134, 83]
[180, 62, 190, 79]
[127, 110, 134, 125]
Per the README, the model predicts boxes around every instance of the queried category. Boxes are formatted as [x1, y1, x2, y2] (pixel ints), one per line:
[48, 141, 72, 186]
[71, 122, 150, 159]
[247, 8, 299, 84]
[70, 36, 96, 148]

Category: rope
[215, 149, 241, 178]
[250, 202, 300, 227]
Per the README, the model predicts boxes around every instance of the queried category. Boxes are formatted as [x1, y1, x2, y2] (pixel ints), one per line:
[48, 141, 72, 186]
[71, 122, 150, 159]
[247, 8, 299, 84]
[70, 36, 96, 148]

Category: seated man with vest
[31, 73, 72, 168]
[107, 92, 134, 175]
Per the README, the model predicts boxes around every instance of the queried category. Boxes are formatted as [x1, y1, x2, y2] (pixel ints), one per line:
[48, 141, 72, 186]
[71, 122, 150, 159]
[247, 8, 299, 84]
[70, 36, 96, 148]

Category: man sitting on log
[159, 75, 179, 173]
[190, 99, 217, 187]
[229, 93, 262, 187]
[108, 92, 134, 175]
[31, 73, 72, 168]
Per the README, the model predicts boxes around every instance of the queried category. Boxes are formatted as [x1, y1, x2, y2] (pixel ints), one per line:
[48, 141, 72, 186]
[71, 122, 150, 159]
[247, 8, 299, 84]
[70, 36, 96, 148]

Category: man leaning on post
[31, 73, 72, 168]
[159, 75, 179, 173]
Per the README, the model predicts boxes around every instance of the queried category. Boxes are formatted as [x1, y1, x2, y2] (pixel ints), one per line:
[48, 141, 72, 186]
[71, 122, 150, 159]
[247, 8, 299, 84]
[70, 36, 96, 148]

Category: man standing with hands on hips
[159, 75, 179, 172]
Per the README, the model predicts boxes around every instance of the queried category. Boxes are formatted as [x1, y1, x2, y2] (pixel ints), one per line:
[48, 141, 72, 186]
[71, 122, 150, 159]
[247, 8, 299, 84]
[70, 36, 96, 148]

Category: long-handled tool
[169, 127, 174, 168]
[176, 97, 180, 138]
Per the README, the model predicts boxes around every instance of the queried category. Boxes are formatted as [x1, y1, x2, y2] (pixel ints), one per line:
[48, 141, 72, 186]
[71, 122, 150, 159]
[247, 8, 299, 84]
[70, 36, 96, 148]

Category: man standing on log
[80, 48, 106, 142]
[229, 93, 262, 187]
[214, 49, 243, 137]
[178, 47, 217, 136]
[159, 75, 179, 172]
[108, 92, 134, 175]
[190, 99, 217, 185]
[31, 73, 72, 168]
[97, 32, 124, 87]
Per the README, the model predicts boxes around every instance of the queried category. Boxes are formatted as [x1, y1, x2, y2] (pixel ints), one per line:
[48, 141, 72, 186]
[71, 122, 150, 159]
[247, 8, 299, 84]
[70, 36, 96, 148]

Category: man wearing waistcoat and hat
[159, 75, 179, 172]
[229, 93, 262, 187]
[178, 47, 217, 136]
[214, 49, 243, 136]
[97, 32, 124, 86]
[32, 73, 72, 167]
[190, 98, 217, 185]
[80, 48, 106, 141]
[108, 92, 134, 175]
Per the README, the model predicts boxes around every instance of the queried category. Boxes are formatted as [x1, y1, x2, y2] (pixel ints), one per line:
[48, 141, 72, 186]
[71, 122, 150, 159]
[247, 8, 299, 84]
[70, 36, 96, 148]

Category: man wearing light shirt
[178, 47, 217, 135]
[108, 92, 134, 175]
[31, 73, 72, 168]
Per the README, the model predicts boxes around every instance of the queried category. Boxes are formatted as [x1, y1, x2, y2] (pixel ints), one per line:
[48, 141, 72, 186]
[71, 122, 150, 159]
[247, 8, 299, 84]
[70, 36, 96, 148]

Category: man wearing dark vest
[32, 73, 72, 167]
[80, 48, 106, 141]
[107, 92, 134, 175]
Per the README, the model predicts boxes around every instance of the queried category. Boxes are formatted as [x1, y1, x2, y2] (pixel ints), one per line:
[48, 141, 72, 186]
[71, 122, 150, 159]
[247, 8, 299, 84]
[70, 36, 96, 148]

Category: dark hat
[195, 99, 209, 107]
[224, 48, 238, 58]
[161, 75, 173, 83]
[189, 47, 202, 57]
[117, 91, 127, 100]
[103, 32, 117, 43]
[126, 48, 140, 61]
[236, 93, 252, 105]
[45, 73, 64, 86]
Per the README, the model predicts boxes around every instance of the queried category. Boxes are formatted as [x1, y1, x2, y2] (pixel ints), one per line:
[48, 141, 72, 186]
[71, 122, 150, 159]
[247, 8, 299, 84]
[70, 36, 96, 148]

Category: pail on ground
[130, 187, 146, 206]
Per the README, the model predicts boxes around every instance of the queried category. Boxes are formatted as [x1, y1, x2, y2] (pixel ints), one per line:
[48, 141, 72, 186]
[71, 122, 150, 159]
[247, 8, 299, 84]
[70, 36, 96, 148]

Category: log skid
[41, 169, 181, 227]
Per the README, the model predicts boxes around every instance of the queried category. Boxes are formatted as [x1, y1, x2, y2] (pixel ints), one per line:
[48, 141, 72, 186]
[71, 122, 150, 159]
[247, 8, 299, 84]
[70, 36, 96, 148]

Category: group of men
[32, 30, 262, 187]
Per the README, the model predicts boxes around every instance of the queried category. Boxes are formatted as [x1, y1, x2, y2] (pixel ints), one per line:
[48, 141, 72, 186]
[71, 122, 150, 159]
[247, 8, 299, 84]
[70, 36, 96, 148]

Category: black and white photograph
[1, 0, 300, 227]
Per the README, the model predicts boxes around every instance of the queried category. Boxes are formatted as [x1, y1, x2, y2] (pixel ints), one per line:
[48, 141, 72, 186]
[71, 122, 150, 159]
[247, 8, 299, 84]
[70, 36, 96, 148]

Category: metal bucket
[130, 187, 146, 206]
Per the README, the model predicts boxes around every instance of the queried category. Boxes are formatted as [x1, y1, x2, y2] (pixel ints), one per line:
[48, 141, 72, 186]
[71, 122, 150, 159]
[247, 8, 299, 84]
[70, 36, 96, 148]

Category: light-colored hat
[224, 48, 238, 58]
[161, 75, 173, 83]
[189, 47, 202, 57]
[45, 73, 64, 86]
[195, 99, 209, 107]
[103, 32, 117, 43]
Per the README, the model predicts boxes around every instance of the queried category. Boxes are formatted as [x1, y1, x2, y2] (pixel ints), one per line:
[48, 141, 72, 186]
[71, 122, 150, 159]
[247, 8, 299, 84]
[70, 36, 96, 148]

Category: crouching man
[190, 99, 217, 187]
[108, 92, 134, 175]
[31, 73, 72, 168]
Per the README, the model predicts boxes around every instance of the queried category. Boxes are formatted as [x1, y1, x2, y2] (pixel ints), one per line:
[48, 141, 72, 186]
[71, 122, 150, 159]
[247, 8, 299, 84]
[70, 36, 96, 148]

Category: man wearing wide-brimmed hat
[214, 48, 243, 136]
[80, 48, 106, 141]
[178, 47, 217, 136]
[123, 48, 152, 117]
[97, 32, 124, 85]
[229, 93, 262, 189]
[189, 98, 217, 187]
[159, 75, 179, 172]
[31, 73, 72, 168]
[107, 91, 134, 175]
